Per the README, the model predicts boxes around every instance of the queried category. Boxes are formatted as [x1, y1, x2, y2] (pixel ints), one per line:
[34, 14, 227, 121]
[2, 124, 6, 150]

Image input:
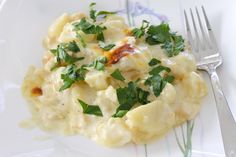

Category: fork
[184, 6, 236, 157]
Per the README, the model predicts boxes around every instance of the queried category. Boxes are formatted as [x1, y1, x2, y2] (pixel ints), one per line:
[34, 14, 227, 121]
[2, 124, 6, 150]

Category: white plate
[1, 0, 235, 156]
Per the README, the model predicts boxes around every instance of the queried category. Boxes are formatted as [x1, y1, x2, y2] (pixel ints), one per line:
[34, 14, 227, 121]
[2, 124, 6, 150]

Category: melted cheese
[22, 13, 207, 147]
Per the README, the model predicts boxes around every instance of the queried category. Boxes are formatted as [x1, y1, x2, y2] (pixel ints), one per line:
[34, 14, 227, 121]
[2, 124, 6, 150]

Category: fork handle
[209, 67, 236, 157]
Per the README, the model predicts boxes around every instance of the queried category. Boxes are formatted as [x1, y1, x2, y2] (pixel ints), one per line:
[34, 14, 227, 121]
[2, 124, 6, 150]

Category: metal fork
[184, 6, 236, 157]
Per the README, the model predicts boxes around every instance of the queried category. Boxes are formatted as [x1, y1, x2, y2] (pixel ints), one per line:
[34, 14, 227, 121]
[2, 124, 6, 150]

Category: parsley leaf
[111, 69, 125, 81]
[112, 110, 128, 118]
[73, 18, 106, 42]
[89, 2, 97, 22]
[132, 20, 149, 38]
[89, 56, 108, 71]
[146, 23, 170, 44]
[137, 87, 150, 104]
[73, 18, 95, 33]
[76, 33, 87, 48]
[149, 65, 171, 75]
[148, 58, 161, 66]
[78, 99, 103, 116]
[59, 65, 87, 91]
[99, 42, 115, 51]
[50, 42, 84, 70]
[96, 26, 106, 41]
[161, 34, 185, 57]
[97, 11, 116, 17]
[66, 41, 80, 52]
[145, 74, 166, 97]
[145, 64, 174, 97]
[145, 23, 185, 57]
[113, 82, 138, 117]
[53, 40, 80, 53]
[89, 3, 116, 22]
[164, 75, 175, 83]
[113, 82, 149, 118]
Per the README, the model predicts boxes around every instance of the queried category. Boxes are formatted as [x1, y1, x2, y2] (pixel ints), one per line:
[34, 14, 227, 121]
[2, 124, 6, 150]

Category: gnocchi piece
[85, 70, 109, 90]
[94, 86, 118, 117]
[159, 83, 176, 104]
[174, 72, 207, 120]
[48, 13, 71, 42]
[103, 15, 129, 42]
[95, 118, 132, 147]
[163, 52, 196, 77]
[125, 100, 175, 143]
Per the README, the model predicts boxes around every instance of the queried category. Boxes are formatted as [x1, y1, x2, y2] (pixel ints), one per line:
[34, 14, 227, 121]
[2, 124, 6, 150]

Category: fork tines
[184, 6, 217, 52]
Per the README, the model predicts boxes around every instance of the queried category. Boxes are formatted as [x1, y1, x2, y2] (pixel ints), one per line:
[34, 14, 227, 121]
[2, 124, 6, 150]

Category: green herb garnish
[59, 65, 87, 91]
[50, 41, 84, 70]
[132, 20, 149, 38]
[113, 110, 128, 118]
[145, 23, 185, 57]
[111, 69, 125, 81]
[89, 3, 116, 22]
[52, 40, 80, 53]
[137, 87, 150, 105]
[145, 74, 167, 97]
[99, 42, 115, 51]
[113, 82, 150, 118]
[89, 3, 97, 22]
[145, 64, 174, 97]
[149, 65, 171, 75]
[65, 41, 80, 52]
[89, 56, 108, 71]
[164, 75, 175, 83]
[146, 23, 171, 44]
[148, 58, 161, 66]
[161, 33, 185, 57]
[76, 33, 87, 48]
[78, 99, 103, 116]
[73, 18, 106, 42]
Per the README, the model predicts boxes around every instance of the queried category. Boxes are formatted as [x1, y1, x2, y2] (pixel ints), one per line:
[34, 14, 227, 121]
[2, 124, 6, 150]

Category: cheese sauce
[22, 13, 207, 147]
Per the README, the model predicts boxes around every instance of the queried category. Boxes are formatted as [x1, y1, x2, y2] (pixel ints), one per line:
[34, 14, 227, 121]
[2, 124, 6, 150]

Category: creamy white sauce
[22, 13, 207, 147]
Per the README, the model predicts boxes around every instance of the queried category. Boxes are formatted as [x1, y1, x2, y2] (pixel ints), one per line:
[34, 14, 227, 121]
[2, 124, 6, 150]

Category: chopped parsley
[161, 33, 185, 57]
[50, 41, 84, 71]
[73, 18, 106, 42]
[164, 75, 175, 83]
[89, 56, 108, 71]
[148, 58, 161, 66]
[137, 87, 150, 105]
[145, 63, 175, 97]
[99, 42, 115, 51]
[59, 65, 87, 91]
[89, 3, 97, 22]
[111, 69, 125, 81]
[113, 110, 128, 118]
[132, 20, 149, 38]
[145, 74, 167, 97]
[146, 23, 171, 44]
[113, 82, 150, 118]
[89, 3, 116, 22]
[64, 41, 80, 52]
[145, 23, 185, 57]
[78, 99, 103, 116]
[75, 33, 87, 48]
[149, 65, 171, 75]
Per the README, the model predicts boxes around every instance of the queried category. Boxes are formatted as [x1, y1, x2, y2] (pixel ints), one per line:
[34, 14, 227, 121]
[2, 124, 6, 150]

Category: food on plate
[21, 3, 207, 147]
